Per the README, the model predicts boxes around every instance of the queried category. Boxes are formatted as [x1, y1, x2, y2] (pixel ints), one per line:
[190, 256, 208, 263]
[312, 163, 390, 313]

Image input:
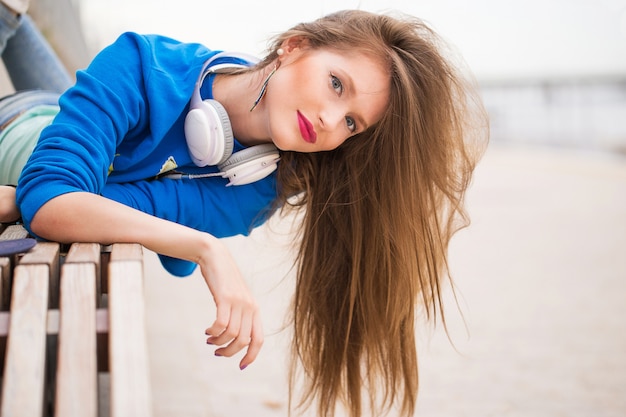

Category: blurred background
[16, 0, 626, 416]
[28, 0, 626, 155]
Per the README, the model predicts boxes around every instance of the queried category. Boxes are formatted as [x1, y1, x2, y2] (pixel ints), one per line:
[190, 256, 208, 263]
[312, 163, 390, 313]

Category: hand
[25, 192, 264, 367]
[0, 186, 21, 223]
[198, 238, 263, 370]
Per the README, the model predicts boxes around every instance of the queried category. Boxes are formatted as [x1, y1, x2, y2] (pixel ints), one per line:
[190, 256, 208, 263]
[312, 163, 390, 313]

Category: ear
[278, 36, 310, 66]
[280, 36, 310, 54]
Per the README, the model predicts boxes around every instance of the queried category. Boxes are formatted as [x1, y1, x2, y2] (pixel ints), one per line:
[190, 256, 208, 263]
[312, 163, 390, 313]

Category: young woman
[0, 5, 488, 417]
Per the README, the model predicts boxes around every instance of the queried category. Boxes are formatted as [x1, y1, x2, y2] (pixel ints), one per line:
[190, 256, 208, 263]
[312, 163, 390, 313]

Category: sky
[80, 0, 626, 81]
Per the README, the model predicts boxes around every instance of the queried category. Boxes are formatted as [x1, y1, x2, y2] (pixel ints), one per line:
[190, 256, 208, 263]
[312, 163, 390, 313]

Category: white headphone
[184, 52, 280, 186]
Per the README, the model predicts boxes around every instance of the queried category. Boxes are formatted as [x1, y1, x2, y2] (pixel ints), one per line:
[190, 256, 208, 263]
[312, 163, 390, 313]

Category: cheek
[265, 71, 299, 117]
[271, 60, 321, 105]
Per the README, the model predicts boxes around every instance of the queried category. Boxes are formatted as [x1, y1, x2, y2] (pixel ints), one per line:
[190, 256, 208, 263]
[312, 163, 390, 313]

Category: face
[263, 41, 390, 152]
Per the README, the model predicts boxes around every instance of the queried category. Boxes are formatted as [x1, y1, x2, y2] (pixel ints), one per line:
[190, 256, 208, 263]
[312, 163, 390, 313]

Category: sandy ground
[142, 143, 626, 416]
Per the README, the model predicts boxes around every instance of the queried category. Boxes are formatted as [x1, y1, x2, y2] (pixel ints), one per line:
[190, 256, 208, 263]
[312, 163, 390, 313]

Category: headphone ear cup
[185, 99, 234, 166]
[218, 143, 280, 186]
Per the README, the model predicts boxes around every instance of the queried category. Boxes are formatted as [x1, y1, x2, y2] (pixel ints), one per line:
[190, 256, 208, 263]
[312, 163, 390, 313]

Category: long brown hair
[258, 10, 488, 417]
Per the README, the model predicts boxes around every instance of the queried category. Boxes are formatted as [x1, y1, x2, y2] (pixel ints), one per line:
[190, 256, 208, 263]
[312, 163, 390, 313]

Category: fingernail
[240, 364, 248, 371]
[214, 352, 222, 357]
[206, 340, 214, 345]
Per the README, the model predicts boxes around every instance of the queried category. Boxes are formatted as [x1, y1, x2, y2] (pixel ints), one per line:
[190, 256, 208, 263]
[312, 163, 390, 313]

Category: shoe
[0, 237, 36, 256]
[1, 0, 29, 16]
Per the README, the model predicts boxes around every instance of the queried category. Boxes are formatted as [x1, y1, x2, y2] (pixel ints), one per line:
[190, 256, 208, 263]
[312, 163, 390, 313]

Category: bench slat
[54, 262, 98, 417]
[0, 226, 31, 312]
[109, 243, 143, 262]
[0, 240, 151, 417]
[19, 242, 60, 309]
[65, 243, 101, 264]
[0, 264, 49, 417]
[44, 309, 109, 336]
[66, 243, 102, 306]
[0, 257, 9, 311]
[108, 245, 151, 417]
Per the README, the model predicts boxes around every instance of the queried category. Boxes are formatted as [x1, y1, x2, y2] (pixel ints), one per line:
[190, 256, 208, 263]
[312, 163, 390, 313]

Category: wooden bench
[0, 223, 152, 417]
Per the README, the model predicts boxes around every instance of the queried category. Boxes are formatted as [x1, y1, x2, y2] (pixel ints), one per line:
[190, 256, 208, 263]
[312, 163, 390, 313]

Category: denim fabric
[0, 4, 69, 133]
[0, 6, 71, 93]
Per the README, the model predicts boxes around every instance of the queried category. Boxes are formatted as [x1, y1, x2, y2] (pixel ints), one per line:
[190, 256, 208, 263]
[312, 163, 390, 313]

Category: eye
[331, 74, 357, 133]
[330, 74, 343, 95]
[346, 116, 356, 133]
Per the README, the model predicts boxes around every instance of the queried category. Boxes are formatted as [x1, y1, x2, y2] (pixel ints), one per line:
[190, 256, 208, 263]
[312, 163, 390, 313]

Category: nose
[319, 102, 346, 132]
[317, 105, 351, 150]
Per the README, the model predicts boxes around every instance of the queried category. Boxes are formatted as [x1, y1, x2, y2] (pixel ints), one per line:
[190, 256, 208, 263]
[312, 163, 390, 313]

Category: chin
[271, 137, 299, 152]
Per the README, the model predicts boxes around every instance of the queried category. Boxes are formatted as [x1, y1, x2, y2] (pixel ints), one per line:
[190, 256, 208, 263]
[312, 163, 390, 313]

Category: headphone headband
[184, 51, 279, 185]
[190, 52, 260, 108]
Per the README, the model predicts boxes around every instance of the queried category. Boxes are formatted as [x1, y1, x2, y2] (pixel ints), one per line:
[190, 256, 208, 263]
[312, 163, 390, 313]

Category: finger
[205, 300, 232, 338]
[215, 309, 253, 358]
[208, 307, 242, 348]
[239, 313, 264, 370]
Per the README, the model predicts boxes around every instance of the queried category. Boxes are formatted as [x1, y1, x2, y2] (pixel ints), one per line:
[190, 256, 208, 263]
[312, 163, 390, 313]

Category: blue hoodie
[16, 32, 278, 276]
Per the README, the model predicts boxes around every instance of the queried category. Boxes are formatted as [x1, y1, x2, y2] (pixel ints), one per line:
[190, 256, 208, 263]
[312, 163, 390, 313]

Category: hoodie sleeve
[100, 174, 278, 276]
[16, 32, 207, 234]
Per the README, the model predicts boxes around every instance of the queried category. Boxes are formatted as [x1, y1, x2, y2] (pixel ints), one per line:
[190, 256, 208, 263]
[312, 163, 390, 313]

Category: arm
[31, 191, 262, 369]
[0, 186, 20, 223]
[17, 33, 261, 367]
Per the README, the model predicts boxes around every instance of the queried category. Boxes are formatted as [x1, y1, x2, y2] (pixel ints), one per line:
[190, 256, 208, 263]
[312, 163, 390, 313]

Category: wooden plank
[19, 242, 60, 309]
[44, 309, 108, 335]
[0, 312, 8, 336]
[0, 257, 9, 311]
[0, 311, 7, 376]
[66, 243, 111, 374]
[98, 372, 111, 417]
[96, 309, 109, 333]
[100, 250, 110, 297]
[54, 262, 98, 417]
[18, 242, 59, 265]
[100, 243, 142, 299]
[96, 309, 110, 373]
[109, 243, 143, 262]
[0, 225, 30, 312]
[0, 226, 33, 312]
[66, 243, 101, 264]
[0, 264, 49, 417]
[14, 244, 60, 417]
[65, 243, 102, 307]
[108, 259, 152, 417]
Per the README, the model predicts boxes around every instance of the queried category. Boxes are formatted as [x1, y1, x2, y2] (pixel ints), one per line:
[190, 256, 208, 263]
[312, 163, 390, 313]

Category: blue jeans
[0, 4, 72, 185]
[0, 4, 71, 131]
[0, 5, 72, 93]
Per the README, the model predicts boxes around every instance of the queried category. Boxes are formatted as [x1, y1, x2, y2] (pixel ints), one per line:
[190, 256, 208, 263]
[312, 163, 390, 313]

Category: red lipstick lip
[297, 111, 317, 144]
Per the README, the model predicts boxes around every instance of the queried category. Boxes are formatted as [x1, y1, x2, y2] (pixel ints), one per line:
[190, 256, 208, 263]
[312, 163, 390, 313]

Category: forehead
[314, 48, 391, 125]
[317, 48, 389, 91]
